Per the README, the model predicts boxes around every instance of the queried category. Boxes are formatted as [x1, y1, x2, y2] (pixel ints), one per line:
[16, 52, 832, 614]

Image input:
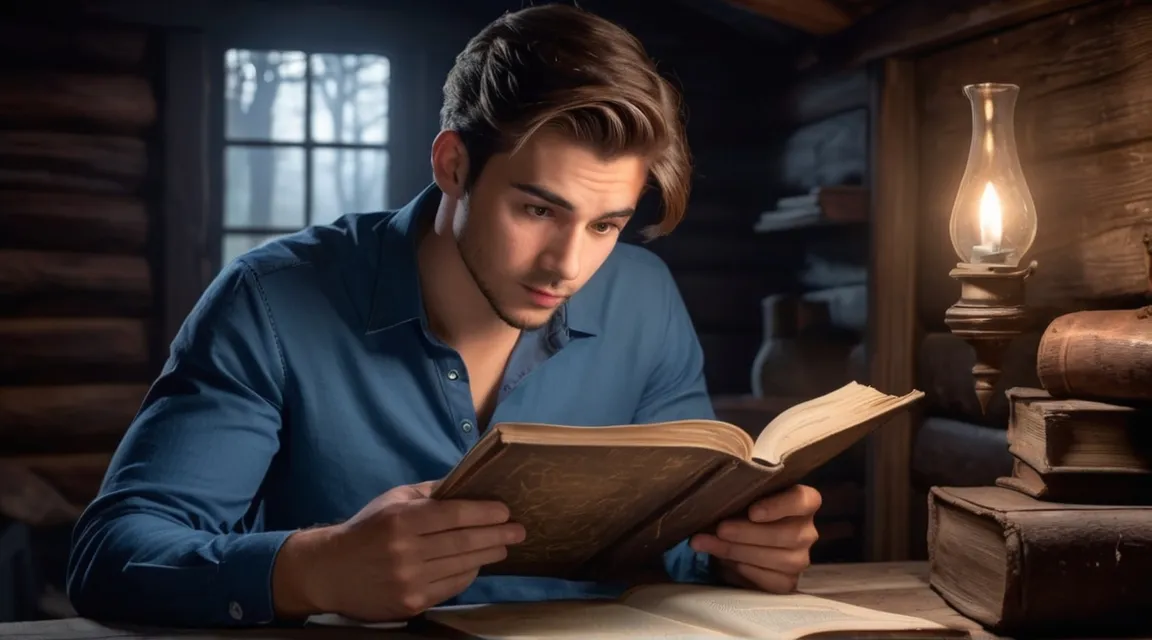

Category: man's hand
[689, 485, 821, 593]
[272, 481, 525, 622]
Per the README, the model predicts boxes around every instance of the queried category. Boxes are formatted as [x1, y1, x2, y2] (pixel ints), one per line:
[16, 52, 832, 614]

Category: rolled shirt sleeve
[629, 262, 720, 585]
[66, 260, 296, 626]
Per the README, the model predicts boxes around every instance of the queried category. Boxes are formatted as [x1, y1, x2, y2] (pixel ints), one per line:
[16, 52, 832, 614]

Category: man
[67, 3, 821, 628]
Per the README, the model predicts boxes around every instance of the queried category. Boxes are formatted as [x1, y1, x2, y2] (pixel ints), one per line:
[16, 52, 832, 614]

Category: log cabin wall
[904, 0, 1152, 557]
[0, 17, 163, 616]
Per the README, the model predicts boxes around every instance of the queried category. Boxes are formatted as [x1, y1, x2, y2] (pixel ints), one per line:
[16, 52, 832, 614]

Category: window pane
[312, 148, 389, 222]
[224, 145, 306, 229]
[222, 233, 286, 266]
[310, 53, 390, 144]
[225, 49, 307, 142]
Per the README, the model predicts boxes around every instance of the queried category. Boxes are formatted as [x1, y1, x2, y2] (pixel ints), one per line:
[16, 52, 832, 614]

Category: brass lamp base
[944, 260, 1038, 414]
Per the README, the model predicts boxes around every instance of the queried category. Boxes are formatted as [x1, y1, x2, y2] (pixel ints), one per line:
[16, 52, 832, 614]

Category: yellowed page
[621, 583, 950, 639]
[752, 382, 924, 464]
[424, 600, 729, 639]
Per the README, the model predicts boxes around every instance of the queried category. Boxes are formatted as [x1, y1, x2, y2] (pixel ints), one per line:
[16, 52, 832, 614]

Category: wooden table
[0, 561, 1026, 639]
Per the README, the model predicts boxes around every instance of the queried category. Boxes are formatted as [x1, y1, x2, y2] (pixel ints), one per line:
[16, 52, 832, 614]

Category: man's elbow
[66, 510, 135, 622]
[65, 503, 198, 625]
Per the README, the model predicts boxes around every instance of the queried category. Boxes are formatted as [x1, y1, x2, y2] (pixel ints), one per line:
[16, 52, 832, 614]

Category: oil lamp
[943, 82, 1038, 414]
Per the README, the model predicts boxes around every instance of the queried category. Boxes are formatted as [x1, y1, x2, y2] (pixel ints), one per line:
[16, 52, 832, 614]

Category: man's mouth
[523, 285, 566, 307]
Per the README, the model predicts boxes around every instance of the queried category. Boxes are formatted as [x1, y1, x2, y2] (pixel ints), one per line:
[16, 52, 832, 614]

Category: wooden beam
[0, 72, 157, 133]
[724, 0, 853, 35]
[161, 29, 214, 347]
[865, 57, 919, 562]
[0, 131, 147, 194]
[0, 318, 150, 384]
[0, 384, 147, 449]
[809, 0, 1101, 69]
[0, 191, 148, 254]
[0, 250, 152, 317]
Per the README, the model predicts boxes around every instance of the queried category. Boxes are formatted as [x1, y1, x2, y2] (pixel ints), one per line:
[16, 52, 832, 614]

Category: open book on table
[431, 381, 924, 580]
[422, 582, 965, 639]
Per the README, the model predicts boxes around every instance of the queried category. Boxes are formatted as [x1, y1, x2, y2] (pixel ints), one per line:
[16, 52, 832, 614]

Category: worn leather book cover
[1001, 386, 1152, 504]
[1005, 386, 1152, 473]
[431, 381, 923, 580]
[996, 458, 1152, 505]
[1035, 307, 1152, 402]
[927, 485, 1152, 635]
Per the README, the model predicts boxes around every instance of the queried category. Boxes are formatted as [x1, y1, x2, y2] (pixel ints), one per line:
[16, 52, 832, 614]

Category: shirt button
[229, 601, 243, 620]
[461, 420, 473, 433]
[447, 369, 459, 380]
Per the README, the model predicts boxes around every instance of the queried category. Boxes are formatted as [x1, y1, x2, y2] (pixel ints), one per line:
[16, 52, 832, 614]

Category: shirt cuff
[663, 539, 716, 585]
[219, 529, 296, 625]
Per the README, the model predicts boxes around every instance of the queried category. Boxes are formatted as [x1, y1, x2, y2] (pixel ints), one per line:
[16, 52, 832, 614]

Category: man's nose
[541, 228, 582, 282]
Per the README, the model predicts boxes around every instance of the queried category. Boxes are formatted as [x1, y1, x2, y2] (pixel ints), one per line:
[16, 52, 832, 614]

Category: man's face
[451, 130, 648, 330]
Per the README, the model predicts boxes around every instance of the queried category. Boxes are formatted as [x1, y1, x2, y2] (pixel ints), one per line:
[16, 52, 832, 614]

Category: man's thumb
[409, 479, 441, 499]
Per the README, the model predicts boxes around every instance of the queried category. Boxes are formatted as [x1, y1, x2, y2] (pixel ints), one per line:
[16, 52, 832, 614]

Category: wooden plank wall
[0, 21, 158, 528]
[907, 0, 1152, 557]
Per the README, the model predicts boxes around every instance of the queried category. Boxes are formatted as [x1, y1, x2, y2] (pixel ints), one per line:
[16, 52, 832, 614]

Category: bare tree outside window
[222, 48, 391, 266]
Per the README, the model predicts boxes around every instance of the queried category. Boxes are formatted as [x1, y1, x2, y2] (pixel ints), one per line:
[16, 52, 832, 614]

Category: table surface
[0, 561, 1076, 639]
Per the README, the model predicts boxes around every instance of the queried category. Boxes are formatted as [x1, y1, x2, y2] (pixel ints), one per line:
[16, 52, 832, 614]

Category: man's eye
[592, 222, 619, 234]
[525, 205, 550, 217]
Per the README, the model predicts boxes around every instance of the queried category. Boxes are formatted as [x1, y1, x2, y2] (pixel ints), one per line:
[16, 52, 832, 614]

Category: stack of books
[926, 308, 1152, 637]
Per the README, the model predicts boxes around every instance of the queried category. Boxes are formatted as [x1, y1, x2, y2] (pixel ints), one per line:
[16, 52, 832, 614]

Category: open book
[422, 582, 963, 639]
[431, 382, 923, 579]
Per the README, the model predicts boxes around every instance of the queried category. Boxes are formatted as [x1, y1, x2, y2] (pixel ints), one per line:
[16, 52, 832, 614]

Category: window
[222, 49, 391, 266]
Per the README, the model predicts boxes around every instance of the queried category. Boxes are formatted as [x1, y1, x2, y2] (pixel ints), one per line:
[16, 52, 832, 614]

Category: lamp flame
[979, 181, 1003, 251]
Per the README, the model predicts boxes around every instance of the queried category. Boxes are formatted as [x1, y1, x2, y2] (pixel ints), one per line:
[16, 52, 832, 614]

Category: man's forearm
[68, 500, 296, 627]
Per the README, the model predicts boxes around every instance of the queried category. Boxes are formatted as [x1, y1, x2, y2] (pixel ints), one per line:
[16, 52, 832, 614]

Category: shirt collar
[364, 182, 601, 338]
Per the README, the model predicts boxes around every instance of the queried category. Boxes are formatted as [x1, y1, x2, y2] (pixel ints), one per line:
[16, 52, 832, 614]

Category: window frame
[159, 6, 442, 348]
[218, 48, 395, 265]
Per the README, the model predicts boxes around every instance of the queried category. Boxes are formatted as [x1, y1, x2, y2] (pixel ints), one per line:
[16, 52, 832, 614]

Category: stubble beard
[456, 222, 559, 332]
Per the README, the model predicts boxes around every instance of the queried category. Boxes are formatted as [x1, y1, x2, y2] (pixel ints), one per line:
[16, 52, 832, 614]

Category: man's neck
[415, 196, 521, 352]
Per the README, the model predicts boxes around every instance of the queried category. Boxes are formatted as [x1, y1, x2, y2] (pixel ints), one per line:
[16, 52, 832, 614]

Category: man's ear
[431, 130, 468, 198]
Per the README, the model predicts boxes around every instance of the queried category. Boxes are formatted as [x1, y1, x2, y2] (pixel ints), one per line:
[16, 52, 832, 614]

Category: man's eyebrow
[511, 182, 635, 219]
[511, 183, 575, 211]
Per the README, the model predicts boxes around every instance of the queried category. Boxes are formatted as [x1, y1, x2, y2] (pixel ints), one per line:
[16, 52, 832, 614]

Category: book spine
[1002, 509, 1152, 634]
[1036, 307, 1152, 402]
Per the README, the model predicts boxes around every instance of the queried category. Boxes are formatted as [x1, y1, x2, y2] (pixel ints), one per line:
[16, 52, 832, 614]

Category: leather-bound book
[1036, 307, 1152, 402]
[997, 458, 1152, 504]
[927, 486, 1152, 636]
[431, 381, 923, 580]
[1000, 387, 1152, 503]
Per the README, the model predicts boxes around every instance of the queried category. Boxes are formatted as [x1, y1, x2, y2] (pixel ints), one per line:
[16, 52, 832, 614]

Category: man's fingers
[727, 562, 800, 594]
[419, 522, 526, 560]
[409, 499, 512, 534]
[714, 516, 819, 549]
[749, 485, 822, 522]
[410, 480, 441, 498]
[422, 544, 511, 583]
[422, 568, 482, 609]
[708, 540, 811, 575]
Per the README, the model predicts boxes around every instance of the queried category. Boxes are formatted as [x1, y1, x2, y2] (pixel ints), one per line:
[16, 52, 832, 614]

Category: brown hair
[440, 3, 690, 239]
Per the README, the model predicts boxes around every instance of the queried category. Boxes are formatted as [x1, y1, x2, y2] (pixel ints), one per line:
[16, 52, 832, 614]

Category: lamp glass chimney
[948, 83, 1037, 266]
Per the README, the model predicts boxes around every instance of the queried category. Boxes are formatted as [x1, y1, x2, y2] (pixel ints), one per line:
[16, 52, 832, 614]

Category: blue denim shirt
[66, 183, 716, 628]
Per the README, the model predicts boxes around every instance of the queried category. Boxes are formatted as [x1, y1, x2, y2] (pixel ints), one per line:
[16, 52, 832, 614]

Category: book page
[621, 584, 949, 640]
[752, 382, 923, 465]
[424, 599, 728, 639]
